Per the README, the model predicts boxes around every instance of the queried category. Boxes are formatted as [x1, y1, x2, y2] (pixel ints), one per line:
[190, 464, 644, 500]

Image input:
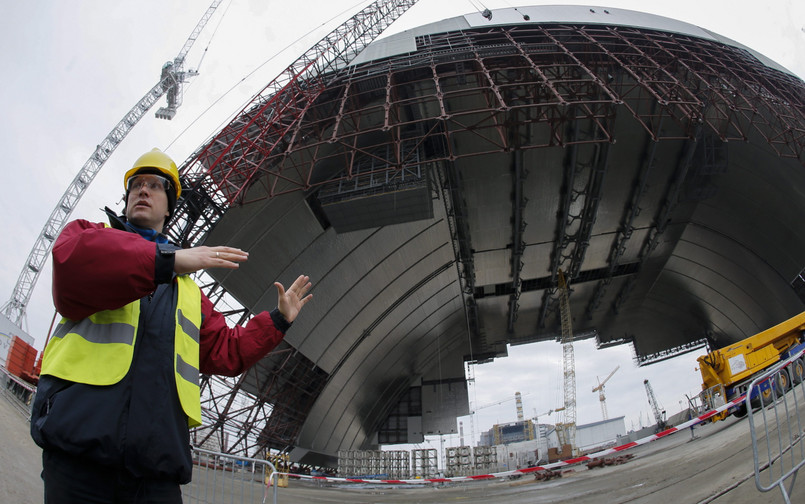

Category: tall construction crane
[555, 269, 578, 455]
[1, 1, 224, 328]
[532, 408, 556, 437]
[644, 379, 667, 432]
[592, 365, 619, 420]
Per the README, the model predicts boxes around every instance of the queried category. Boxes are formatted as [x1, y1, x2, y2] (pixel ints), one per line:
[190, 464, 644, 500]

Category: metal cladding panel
[297, 289, 468, 456]
[206, 190, 323, 313]
[299, 216, 455, 371]
[314, 264, 464, 403]
[519, 148, 572, 245]
[360, 5, 794, 76]
[320, 182, 434, 233]
[462, 154, 516, 253]
[576, 417, 627, 452]
[421, 380, 469, 436]
[473, 248, 512, 288]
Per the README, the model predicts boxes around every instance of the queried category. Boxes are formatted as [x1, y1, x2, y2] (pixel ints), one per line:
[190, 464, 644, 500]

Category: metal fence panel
[183, 447, 278, 504]
[747, 349, 805, 504]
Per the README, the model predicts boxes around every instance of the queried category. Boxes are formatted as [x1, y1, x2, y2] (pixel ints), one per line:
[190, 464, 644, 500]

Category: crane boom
[592, 365, 619, 420]
[176, 1, 223, 64]
[1, 1, 223, 327]
[644, 378, 666, 431]
[592, 365, 620, 393]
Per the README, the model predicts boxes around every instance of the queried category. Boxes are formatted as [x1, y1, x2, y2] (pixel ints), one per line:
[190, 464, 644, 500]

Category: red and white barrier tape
[277, 393, 746, 485]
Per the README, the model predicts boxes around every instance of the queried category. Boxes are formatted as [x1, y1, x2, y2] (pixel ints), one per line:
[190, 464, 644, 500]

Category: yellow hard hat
[124, 148, 181, 198]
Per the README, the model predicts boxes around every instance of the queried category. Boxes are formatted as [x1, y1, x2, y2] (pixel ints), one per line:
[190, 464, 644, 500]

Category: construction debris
[532, 469, 564, 481]
[586, 454, 635, 469]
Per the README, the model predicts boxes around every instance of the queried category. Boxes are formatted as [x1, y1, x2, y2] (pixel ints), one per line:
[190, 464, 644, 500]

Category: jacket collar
[104, 207, 170, 244]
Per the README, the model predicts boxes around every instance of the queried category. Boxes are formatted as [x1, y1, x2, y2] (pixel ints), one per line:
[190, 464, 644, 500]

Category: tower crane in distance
[644, 378, 667, 432]
[591, 365, 619, 420]
[1, 1, 224, 329]
[155, 1, 224, 120]
[556, 269, 578, 456]
[531, 408, 556, 438]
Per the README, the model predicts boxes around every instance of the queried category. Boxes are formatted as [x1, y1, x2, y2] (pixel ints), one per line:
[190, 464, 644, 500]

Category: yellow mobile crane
[697, 311, 805, 421]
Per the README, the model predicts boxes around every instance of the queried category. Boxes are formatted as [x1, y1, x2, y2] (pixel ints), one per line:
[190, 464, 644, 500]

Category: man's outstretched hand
[276, 275, 313, 323]
[174, 245, 312, 323]
[174, 246, 249, 275]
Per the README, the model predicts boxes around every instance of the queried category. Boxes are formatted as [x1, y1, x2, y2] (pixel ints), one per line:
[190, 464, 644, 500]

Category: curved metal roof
[180, 5, 805, 467]
[355, 5, 795, 76]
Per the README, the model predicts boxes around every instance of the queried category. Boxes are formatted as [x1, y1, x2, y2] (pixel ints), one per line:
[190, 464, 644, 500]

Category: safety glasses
[127, 174, 172, 193]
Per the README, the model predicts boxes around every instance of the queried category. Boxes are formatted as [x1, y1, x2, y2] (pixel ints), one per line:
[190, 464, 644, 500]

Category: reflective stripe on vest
[41, 274, 203, 427]
[174, 276, 202, 427]
[41, 303, 140, 385]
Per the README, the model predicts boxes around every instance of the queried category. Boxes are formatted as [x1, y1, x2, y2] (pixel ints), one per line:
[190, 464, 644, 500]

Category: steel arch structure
[166, 9, 805, 464]
[169, 0, 422, 458]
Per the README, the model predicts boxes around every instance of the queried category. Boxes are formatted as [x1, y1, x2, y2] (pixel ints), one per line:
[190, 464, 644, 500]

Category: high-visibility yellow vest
[42, 275, 203, 427]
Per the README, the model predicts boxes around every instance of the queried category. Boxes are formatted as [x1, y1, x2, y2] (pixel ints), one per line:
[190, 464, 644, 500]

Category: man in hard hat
[30, 148, 313, 503]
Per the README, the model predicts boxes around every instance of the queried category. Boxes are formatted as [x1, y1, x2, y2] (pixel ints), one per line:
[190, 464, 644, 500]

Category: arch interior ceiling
[173, 6, 805, 466]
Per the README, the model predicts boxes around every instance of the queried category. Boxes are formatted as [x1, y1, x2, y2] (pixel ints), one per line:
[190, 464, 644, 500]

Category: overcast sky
[1, 0, 803, 445]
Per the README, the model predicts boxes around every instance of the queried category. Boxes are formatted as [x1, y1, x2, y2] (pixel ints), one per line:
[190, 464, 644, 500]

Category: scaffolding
[383, 450, 411, 479]
[445, 446, 473, 477]
[473, 445, 497, 473]
[412, 448, 439, 479]
[337, 449, 411, 479]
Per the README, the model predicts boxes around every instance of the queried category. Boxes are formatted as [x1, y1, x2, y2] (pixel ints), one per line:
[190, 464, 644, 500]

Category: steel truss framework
[189, 270, 329, 457]
[167, 23, 805, 457]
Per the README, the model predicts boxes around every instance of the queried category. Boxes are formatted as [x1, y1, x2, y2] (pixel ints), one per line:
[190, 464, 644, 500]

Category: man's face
[125, 173, 171, 232]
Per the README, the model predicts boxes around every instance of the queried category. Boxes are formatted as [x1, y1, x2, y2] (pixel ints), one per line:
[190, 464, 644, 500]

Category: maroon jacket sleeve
[52, 219, 159, 320]
[53, 219, 286, 376]
[198, 291, 286, 376]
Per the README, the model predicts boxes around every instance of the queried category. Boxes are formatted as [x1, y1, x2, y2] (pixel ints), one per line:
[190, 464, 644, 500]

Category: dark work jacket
[31, 263, 195, 483]
[31, 211, 290, 484]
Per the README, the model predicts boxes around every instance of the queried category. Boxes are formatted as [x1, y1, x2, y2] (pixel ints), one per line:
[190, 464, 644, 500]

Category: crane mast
[592, 365, 619, 420]
[556, 270, 577, 455]
[1, 1, 223, 328]
[644, 378, 666, 431]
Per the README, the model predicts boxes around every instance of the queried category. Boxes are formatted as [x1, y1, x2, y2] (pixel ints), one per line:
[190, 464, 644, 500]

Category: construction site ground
[1, 390, 796, 504]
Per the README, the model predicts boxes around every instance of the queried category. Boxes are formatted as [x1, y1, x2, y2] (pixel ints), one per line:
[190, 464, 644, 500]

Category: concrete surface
[0, 390, 43, 504]
[260, 418, 788, 504]
[1, 389, 799, 504]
